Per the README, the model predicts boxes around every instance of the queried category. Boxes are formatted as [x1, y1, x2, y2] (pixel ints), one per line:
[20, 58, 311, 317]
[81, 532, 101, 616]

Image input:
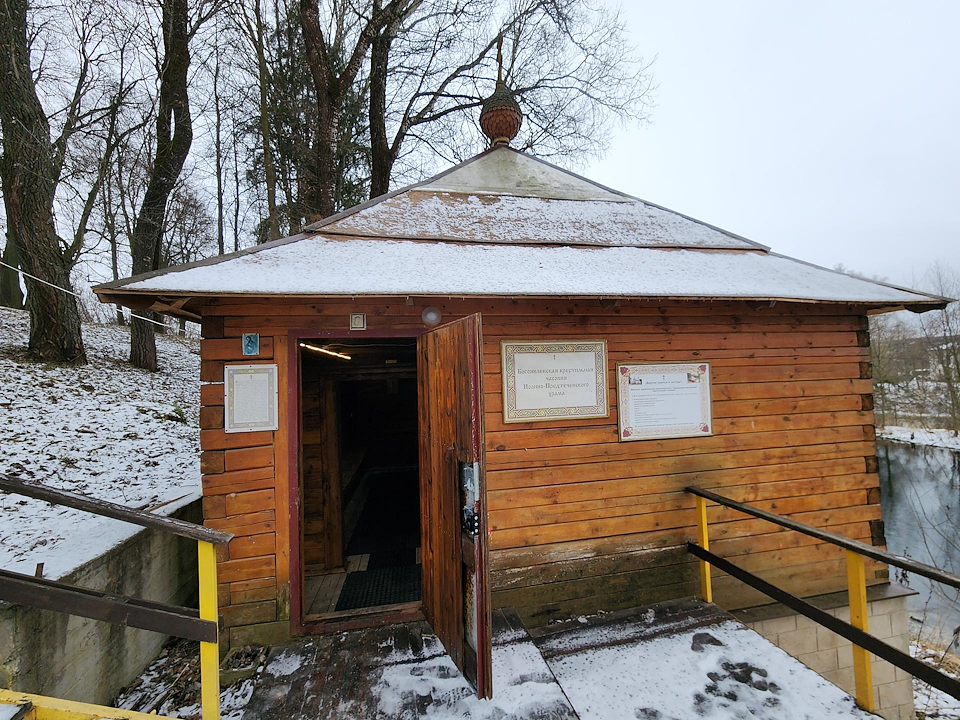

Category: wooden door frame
[284, 328, 426, 636]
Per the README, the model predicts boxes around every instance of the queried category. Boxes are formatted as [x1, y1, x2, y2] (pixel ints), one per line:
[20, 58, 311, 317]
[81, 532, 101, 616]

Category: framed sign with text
[224, 364, 279, 433]
[616, 362, 712, 441]
[501, 340, 608, 423]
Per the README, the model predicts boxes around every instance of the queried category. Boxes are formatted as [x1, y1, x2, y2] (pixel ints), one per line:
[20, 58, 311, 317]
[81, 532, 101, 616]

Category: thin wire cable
[0, 258, 171, 330]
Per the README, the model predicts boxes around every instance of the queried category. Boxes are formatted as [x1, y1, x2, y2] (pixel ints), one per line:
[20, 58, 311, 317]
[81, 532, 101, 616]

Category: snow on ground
[263, 650, 303, 677]
[0, 307, 201, 579]
[879, 425, 960, 451]
[373, 633, 576, 719]
[120, 614, 883, 720]
[544, 620, 875, 720]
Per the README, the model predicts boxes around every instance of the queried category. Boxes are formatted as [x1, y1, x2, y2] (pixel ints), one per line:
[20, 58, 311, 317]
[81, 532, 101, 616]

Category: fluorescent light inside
[299, 342, 351, 360]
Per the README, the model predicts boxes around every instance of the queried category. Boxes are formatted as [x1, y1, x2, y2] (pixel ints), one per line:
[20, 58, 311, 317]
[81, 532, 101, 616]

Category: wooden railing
[687, 484, 960, 714]
[0, 474, 233, 720]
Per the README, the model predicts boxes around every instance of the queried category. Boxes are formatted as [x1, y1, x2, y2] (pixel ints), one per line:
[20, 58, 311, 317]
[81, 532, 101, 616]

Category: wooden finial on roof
[480, 34, 522, 148]
[496, 35, 503, 84]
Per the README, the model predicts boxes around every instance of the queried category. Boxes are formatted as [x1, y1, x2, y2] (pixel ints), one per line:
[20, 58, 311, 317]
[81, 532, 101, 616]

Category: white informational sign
[224, 364, 279, 433]
[616, 362, 712, 441]
[501, 340, 608, 423]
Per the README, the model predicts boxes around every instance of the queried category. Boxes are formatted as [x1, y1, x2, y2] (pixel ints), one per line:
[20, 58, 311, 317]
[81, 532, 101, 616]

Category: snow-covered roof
[309, 149, 763, 250]
[95, 147, 947, 309]
[110, 236, 938, 305]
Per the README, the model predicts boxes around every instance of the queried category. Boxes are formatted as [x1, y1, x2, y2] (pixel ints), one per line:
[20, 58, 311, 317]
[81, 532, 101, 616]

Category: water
[878, 438, 960, 645]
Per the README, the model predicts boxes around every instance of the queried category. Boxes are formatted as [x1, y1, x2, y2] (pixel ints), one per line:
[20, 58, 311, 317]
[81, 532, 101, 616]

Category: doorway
[299, 337, 420, 619]
[291, 315, 493, 697]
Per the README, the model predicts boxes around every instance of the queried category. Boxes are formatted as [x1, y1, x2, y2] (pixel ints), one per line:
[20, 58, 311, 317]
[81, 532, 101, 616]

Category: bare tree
[298, 0, 394, 219]
[0, 235, 24, 309]
[918, 263, 960, 433]
[129, 0, 197, 370]
[232, 0, 282, 240]
[0, 0, 152, 359]
[368, 0, 655, 196]
[0, 0, 88, 361]
[293, 0, 653, 216]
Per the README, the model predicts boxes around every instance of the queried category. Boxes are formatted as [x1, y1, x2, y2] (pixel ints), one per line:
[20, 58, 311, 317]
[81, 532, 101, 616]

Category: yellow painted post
[695, 495, 713, 603]
[846, 549, 875, 713]
[198, 540, 220, 720]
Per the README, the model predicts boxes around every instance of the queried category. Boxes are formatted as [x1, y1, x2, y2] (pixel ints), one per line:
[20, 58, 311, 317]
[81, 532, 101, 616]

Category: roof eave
[94, 288, 947, 317]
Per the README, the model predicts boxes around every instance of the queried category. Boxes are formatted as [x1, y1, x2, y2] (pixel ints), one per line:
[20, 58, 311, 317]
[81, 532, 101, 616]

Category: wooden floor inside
[303, 549, 423, 618]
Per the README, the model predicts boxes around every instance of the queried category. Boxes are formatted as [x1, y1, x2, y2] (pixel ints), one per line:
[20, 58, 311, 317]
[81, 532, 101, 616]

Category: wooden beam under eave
[149, 298, 202, 322]
[95, 291, 155, 311]
[93, 289, 202, 321]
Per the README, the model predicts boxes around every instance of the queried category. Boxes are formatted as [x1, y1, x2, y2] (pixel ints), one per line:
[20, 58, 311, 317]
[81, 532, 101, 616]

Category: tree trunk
[299, 0, 334, 220]
[299, 0, 383, 220]
[369, 15, 403, 199]
[212, 41, 226, 255]
[0, 238, 24, 309]
[0, 0, 85, 362]
[312, 100, 339, 219]
[129, 0, 194, 371]
[232, 139, 241, 252]
[254, 0, 281, 240]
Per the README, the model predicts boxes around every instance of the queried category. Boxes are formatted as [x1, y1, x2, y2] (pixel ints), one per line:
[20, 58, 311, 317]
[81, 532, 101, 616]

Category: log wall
[198, 296, 885, 641]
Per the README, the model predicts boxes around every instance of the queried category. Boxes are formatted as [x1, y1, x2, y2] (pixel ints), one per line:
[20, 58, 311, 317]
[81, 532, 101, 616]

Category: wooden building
[95, 145, 946, 698]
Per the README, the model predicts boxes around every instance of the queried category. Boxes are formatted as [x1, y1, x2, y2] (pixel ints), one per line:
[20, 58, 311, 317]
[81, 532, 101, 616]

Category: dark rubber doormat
[335, 565, 422, 612]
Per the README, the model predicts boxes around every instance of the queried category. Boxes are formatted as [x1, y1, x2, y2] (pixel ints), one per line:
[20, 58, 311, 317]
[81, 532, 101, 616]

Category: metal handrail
[0, 474, 231, 545]
[0, 474, 228, 719]
[686, 484, 960, 714]
[686, 484, 960, 589]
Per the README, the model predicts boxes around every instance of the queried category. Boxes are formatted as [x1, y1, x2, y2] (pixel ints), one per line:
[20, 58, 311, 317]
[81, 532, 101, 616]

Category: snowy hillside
[0, 307, 201, 579]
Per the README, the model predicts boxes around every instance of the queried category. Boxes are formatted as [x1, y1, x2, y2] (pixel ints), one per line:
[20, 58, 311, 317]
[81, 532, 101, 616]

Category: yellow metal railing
[694, 494, 712, 604]
[198, 540, 221, 720]
[688, 484, 960, 713]
[0, 475, 231, 720]
[845, 550, 873, 710]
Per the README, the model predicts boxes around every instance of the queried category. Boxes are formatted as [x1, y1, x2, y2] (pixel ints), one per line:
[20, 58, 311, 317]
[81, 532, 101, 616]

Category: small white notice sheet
[224, 364, 279, 433]
[616, 362, 712, 441]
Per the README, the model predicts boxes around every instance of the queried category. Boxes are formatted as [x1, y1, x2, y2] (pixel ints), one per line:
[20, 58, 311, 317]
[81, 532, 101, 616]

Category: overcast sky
[588, 1, 959, 291]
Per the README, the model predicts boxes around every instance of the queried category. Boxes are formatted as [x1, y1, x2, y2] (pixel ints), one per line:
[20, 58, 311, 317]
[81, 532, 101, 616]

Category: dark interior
[300, 338, 421, 617]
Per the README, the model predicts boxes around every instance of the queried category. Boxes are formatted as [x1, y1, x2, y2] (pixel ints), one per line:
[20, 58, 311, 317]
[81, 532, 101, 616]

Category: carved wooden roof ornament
[480, 36, 522, 147]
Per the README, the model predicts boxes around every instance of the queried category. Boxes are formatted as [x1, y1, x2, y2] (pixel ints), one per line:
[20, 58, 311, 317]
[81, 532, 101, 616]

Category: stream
[878, 437, 960, 645]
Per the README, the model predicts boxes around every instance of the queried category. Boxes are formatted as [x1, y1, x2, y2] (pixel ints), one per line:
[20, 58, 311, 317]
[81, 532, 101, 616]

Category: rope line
[0, 259, 171, 330]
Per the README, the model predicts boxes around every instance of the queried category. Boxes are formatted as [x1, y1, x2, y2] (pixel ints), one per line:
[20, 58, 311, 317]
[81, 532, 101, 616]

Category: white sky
[588, 1, 960, 290]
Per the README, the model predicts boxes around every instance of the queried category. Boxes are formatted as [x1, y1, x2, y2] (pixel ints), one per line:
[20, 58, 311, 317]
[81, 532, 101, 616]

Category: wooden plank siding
[198, 296, 885, 637]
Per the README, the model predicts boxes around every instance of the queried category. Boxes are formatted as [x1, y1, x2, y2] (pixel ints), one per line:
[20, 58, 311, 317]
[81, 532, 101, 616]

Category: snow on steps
[232, 601, 878, 719]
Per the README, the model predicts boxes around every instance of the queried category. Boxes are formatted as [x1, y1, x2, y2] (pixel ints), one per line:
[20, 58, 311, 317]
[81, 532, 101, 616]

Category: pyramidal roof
[306, 148, 765, 250]
[95, 146, 947, 310]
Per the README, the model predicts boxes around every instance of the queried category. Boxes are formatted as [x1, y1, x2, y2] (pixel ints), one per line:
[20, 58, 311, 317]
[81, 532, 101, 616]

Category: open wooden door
[418, 313, 493, 698]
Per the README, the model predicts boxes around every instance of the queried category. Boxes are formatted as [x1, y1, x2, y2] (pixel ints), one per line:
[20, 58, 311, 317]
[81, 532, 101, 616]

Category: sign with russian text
[616, 362, 712, 441]
[501, 340, 608, 423]
[224, 364, 279, 433]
